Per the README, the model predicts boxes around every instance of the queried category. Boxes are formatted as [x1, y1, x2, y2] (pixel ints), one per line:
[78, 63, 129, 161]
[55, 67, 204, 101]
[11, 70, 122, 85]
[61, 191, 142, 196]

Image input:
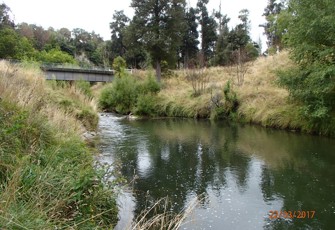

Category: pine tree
[180, 7, 199, 68]
[214, 11, 230, 66]
[130, 0, 186, 81]
[196, 0, 217, 65]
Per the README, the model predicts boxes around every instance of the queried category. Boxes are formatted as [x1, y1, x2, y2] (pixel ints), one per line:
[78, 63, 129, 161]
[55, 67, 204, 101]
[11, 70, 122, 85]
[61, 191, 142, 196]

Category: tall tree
[110, 10, 129, 59]
[228, 9, 251, 51]
[180, 7, 199, 68]
[130, 0, 186, 81]
[0, 3, 14, 29]
[196, 0, 217, 65]
[213, 8, 231, 66]
[260, 0, 287, 53]
[122, 22, 146, 68]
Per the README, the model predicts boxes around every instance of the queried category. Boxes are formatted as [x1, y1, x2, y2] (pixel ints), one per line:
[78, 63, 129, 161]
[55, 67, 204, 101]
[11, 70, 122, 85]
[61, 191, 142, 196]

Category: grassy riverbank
[0, 61, 117, 228]
[99, 52, 335, 136]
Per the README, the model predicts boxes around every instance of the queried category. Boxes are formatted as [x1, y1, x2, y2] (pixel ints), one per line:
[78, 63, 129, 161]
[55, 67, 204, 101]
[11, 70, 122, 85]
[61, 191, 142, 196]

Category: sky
[3, 0, 268, 49]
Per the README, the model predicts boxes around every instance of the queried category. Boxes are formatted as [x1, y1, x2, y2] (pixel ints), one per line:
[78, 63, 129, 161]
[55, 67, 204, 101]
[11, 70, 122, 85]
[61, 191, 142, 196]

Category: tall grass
[0, 60, 117, 228]
[130, 196, 199, 230]
[95, 51, 335, 135]
[155, 52, 331, 134]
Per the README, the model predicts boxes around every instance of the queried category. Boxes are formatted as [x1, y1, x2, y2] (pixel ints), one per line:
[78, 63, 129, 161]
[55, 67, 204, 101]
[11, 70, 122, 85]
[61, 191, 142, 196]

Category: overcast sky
[3, 0, 267, 49]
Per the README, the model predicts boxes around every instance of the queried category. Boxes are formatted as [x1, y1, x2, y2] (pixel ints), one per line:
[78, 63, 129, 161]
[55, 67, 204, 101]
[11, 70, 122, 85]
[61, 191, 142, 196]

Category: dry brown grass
[130, 196, 199, 230]
[157, 51, 303, 129]
[0, 60, 97, 136]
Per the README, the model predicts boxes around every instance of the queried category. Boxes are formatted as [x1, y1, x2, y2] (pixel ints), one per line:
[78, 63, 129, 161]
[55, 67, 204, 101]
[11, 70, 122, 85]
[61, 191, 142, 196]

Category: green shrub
[210, 81, 239, 120]
[138, 74, 161, 95]
[112, 56, 127, 77]
[99, 72, 161, 115]
[99, 74, 138, 114]
[136, 93, 158, 116]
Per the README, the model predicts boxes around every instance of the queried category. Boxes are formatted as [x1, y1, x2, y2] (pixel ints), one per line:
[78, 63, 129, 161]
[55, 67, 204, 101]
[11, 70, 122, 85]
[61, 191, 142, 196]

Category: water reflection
[98, 114, 335, 229]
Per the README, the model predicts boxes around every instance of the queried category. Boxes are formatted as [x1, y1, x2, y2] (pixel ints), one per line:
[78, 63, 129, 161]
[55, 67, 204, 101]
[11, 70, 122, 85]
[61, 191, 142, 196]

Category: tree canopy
[278, 0, 335, 132]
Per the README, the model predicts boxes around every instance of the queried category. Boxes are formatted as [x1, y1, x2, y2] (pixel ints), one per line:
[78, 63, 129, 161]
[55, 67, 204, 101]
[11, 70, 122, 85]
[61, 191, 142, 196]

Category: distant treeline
[1, 0, 283, 72]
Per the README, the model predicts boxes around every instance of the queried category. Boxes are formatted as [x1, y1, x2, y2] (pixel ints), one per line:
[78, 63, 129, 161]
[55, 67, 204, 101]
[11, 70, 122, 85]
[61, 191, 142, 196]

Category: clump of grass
[130, 196, 199, 230]
[0, 60, 118, 228]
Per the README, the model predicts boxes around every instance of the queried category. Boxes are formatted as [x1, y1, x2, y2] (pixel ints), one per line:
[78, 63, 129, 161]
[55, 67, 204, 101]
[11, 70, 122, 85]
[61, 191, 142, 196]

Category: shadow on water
[98, 114, 335, 230]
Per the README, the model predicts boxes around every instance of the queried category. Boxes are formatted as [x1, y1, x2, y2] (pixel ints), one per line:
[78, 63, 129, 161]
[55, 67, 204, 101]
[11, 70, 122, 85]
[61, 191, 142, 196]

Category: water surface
[98, 113, 335, 230]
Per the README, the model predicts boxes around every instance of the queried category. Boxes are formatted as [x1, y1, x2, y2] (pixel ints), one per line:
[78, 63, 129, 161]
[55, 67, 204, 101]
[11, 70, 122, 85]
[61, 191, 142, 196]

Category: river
[97, 113, 335, 230]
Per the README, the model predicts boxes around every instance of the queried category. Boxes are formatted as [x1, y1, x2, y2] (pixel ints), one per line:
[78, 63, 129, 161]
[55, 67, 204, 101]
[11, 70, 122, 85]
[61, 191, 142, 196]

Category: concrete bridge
[41, 66, 115, 82]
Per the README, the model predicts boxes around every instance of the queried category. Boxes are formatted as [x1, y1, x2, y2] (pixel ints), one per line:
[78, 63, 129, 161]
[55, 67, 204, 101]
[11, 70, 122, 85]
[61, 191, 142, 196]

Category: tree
[0, 3, 14, 29]
[260, 0, 287, 53]
[130, 0, 186, 81]
[0, 28, 35, 60]
[112, 56, 127, 77]
[122, 22, 146, 68]
[180, 7, 199, 68]
[279, 0, 335, 123]
[196, 0, 217, 64]
[213, 11, 230, 66]
[110, 10, 130, 59]
[36, 47, 76, 64]
[71, 28, 104, 66]
[54, 27, 76, 56]
[226, 9, 258, 86]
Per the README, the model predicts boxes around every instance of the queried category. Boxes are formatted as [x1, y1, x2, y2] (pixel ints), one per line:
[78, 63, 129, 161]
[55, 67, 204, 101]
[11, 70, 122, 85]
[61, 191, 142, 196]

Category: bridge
[41, 66, 115, 82]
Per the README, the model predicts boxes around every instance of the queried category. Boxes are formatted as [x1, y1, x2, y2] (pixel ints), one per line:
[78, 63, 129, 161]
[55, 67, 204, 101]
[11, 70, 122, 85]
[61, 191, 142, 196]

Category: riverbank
[0, 61, 117, 228]
[98, 51, 335, 137]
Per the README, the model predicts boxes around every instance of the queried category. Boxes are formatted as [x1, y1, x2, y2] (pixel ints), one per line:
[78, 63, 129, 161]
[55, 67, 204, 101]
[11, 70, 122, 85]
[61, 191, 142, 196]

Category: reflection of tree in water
[114, 119, 253, 219]
[104, 117, 335, 229]
[260, 145, 335, 230]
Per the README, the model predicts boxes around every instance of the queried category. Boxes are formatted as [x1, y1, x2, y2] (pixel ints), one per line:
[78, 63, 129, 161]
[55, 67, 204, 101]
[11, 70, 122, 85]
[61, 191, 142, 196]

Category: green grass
[0, 61, 118, 229]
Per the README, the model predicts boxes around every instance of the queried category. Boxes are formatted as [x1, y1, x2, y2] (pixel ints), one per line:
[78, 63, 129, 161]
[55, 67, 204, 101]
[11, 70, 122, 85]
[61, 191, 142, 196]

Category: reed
[130, 196, 199, 230]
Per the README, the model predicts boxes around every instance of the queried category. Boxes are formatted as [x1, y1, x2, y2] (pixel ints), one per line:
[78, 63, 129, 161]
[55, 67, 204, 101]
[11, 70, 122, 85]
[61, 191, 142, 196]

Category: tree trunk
[155, 60, 161, 82]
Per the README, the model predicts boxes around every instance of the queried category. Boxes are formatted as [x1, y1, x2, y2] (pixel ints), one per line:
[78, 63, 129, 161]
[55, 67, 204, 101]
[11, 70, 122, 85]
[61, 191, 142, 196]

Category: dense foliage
[99, 71, 161, 115]
[278, 0, 335, 135]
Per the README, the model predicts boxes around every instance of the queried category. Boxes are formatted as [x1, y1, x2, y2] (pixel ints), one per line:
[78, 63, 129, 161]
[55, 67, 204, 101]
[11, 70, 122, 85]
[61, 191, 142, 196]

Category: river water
[97, 113, 335, 230]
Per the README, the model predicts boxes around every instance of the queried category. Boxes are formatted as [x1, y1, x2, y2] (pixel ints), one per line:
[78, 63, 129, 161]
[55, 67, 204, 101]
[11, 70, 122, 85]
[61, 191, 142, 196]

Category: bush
[112, 56, 127, 77]
[100, 74, 138, 114]
[186, 68, 209, 97]
[210, 81, 239, 120]
[99, 73, 161, 115]
[136, 93, 158, 116]
[138, 74, 161, 95]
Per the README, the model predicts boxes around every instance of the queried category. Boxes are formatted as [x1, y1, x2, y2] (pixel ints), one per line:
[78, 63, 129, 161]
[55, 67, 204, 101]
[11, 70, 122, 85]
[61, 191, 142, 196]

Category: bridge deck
[41, 66, 115, 82]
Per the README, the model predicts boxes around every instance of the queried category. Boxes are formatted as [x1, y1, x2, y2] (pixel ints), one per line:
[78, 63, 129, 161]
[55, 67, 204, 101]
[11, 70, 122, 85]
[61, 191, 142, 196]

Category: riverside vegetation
[0, 61, 118, 229]
[98, 51, 335, 137]
[0, 61, 194, 230]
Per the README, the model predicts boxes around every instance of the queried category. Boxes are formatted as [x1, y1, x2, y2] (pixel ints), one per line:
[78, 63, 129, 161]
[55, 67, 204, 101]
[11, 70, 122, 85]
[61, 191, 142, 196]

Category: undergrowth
[0, 61, 118, 228]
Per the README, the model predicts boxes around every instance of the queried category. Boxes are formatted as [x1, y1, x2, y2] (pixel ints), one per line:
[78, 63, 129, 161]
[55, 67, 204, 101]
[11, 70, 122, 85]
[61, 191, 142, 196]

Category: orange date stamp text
[268, 210, 315, 219]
